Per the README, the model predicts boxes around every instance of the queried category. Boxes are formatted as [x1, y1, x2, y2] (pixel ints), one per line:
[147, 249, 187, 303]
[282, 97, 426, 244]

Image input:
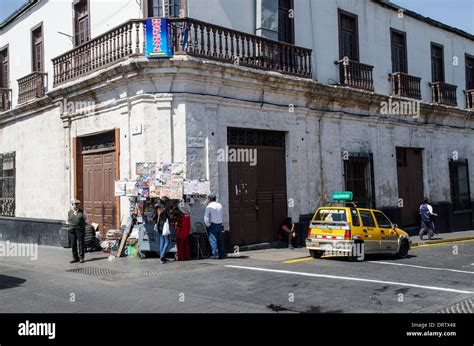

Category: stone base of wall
[0, 217, 66, 246]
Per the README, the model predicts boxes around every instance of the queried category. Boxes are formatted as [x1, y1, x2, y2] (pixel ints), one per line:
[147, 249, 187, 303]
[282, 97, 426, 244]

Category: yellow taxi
[305, 192, 411, 261]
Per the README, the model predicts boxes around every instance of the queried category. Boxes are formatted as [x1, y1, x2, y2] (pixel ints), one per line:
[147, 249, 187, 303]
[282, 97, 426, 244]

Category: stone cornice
[0, 56, 473, 130]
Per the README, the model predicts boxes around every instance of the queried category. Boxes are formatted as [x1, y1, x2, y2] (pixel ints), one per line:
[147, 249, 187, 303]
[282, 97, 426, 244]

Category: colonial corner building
[0, 0, 473, 247]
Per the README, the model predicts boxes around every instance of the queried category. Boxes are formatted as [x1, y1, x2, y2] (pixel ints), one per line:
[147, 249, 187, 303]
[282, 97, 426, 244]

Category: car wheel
[348, 242, 365, 262]
[396, 240, 409, 258]
[309, 250, 324, 259]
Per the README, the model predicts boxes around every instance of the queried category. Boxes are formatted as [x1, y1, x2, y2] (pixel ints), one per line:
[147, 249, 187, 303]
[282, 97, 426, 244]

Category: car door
[373, 210, 398, 251]
[358, 209, 380, 252]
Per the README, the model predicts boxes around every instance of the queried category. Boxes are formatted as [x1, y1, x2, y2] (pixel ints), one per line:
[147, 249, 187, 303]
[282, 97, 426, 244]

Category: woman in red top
[174, 205, 191, 261]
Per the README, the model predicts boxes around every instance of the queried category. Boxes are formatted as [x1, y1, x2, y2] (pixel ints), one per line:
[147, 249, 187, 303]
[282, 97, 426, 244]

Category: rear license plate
[320, 244, 333, 250]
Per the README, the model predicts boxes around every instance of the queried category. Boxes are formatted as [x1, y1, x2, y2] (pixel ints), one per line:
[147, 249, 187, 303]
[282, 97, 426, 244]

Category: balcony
[389, 72, 421, 99]
[430, 81, 457, 106]
[17, 71, 48, 104]
[52, 18, 313, 86]
[336, 59, 374, 91]
[0, 88, 12, 111]
[465, 89, 474, 109]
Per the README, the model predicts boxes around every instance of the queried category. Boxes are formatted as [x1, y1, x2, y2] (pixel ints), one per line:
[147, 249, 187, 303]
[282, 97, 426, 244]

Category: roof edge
[373, 0, 474, 41]
[0, 0, 40, 30]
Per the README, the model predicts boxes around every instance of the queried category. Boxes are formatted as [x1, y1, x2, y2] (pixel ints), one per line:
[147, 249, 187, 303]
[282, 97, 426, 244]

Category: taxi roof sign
[332, 191, 353, 201]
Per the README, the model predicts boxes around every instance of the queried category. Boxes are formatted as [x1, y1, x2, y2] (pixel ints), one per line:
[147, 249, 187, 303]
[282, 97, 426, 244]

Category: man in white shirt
[419, 198, 438, 240]
[204, 193, 225, 259]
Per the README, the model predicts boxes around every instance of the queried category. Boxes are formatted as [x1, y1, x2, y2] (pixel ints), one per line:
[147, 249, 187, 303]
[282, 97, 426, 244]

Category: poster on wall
[114, 181, 126, 196]
[144, 18, 173, 58]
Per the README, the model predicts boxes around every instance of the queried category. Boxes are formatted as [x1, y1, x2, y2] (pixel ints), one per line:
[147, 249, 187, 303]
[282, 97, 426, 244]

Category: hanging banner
[144, 18, 173, 58]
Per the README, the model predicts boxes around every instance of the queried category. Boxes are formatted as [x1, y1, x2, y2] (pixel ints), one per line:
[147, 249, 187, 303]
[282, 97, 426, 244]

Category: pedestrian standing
[155, 201, 172, 264]
[204, 193, 225, 259]
[175, 205, 191, 261]
[419, 198, 438, 240]
[68, 199, 89, 263]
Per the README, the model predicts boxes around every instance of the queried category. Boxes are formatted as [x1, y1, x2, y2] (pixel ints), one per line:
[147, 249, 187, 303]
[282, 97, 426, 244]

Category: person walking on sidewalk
[419, 198, 438, 240]
[68, 199, 89, 263]
[204, 193, 226, 259]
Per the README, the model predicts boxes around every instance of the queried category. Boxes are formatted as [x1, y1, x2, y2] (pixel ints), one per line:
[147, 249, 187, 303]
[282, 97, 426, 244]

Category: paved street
[0, 239, 473, 313]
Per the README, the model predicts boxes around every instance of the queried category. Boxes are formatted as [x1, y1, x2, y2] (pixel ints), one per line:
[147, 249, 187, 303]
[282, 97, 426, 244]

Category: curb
[411, 236, 474, 248]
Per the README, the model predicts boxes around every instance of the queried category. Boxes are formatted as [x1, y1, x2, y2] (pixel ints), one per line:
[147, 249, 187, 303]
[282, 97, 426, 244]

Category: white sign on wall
[187, 136, 205, 148]
[131, 124, 142, 135]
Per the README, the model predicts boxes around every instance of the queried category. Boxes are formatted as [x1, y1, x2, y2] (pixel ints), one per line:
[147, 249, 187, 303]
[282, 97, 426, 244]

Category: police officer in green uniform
[68, 199, 88, 263]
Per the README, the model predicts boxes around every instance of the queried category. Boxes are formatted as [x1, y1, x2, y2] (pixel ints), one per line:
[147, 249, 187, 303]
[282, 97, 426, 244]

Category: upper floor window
[147, 0, 182, 17]
[74, 0, 90, 47]
[278, 0, 294, 44]
[338, 9, 359, 61]
[0, 47, 8, 88]
[32, 24, 44, 72]
[466, 54, 474, 90]
[431, 43, 444, 82]
[390, 29, 407, 73]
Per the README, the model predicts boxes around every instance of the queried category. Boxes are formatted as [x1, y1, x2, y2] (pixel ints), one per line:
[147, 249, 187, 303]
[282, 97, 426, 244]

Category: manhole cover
[66, 267, 124, 278]
[66, 267, 161, 281]
[438, 298, 473, 313]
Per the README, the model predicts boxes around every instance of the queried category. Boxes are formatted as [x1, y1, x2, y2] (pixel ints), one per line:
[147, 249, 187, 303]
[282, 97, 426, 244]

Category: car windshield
[314, 209, 347, 222]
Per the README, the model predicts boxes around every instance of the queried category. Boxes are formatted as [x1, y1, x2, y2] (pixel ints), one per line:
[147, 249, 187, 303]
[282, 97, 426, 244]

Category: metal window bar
[343, 154, 375, 208]
[0, 152, 15, 217]
[449, 159, 471, 211]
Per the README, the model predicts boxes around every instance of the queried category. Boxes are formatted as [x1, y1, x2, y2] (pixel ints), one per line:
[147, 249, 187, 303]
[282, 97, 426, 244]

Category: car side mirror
[392, 224, 398, 229]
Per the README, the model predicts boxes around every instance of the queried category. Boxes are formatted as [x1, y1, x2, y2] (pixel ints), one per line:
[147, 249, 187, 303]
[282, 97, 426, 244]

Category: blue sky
[0, 0, 473, 34]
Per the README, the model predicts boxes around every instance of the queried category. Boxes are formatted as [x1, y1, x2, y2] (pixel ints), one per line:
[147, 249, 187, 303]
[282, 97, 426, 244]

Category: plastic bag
[162, 219, 171, 236]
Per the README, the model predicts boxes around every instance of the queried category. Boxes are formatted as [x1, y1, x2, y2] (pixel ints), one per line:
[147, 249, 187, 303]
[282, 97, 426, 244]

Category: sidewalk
[410, 230, 474, 247]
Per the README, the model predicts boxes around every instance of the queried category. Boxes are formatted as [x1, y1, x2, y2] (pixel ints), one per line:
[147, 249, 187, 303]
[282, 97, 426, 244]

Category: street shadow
[83, 256, 109, 262]
[0, 275, 27, 290]
[323, 253, 417, 262]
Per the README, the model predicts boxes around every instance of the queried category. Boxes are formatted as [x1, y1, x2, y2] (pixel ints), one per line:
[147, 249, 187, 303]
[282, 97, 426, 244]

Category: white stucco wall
[0, 106, 68, 220]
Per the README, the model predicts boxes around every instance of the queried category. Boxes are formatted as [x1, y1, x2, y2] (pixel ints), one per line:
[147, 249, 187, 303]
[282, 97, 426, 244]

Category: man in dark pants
[204, 193, 225, 259]
[419, 198, 438, 240]
[68, 199, 88, 263]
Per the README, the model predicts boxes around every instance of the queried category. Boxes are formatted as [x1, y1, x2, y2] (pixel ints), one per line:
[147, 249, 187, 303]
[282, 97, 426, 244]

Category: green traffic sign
[332, 191, 353, 201]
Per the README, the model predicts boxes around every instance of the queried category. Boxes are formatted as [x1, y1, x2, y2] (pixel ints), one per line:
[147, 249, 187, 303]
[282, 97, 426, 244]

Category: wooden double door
[228, 129, 287, 246]
[83, 151, 116, 235]
[396, 147, 424, 226]
[75, 130, 119, 236]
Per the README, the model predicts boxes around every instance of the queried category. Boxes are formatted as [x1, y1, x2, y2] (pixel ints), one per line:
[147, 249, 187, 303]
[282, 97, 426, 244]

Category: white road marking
[225, 265, 474, 294]
[369, 261, 474, 275]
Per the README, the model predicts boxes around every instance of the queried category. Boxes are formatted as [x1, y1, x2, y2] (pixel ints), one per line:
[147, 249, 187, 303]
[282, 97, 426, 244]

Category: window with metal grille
[343, 153, 375, 208]
[148, 0, 181, 17]
[449, 159, 471, 211]
[0, 152, 15, 217]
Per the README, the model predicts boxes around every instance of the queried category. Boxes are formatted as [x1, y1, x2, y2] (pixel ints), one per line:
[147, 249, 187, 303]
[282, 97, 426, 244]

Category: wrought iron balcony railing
[465, 89, 474, 109]
[17, 71, 48, 104]
[336, 59, 374, 91]
[389, 72, 421, 99]
[52, 18, 313, 86]
[430, 81, 457, 106]
[0, 88, 12, 111]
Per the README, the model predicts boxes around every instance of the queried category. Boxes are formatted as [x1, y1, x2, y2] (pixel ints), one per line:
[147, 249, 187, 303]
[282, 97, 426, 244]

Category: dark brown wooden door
[83, 150, 116, 235]
[228, 137, 287, 246]
[396, 147, 424, 226]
